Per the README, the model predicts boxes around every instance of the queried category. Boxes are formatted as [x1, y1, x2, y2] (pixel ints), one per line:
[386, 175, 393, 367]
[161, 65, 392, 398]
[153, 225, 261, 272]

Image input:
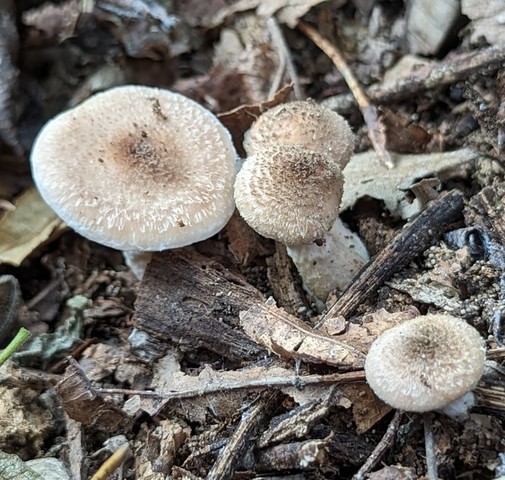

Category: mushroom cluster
[30, 85, 238, 272]
[234, 100, 369, 303]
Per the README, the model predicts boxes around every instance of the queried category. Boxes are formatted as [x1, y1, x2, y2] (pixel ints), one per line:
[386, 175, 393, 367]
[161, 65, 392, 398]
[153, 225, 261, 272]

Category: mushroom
[364, 313, 485, 413]
[30, 85, 238, 275]
[365, 313, 485, 479]
[243, 99, 355, 169]
[234, 100, 369, 304]
[234, 144, 344, 245]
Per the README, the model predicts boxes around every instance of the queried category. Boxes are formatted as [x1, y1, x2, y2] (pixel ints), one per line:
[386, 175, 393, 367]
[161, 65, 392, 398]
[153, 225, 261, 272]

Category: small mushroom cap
[234, 144, 344, 245]
[365, 314, 486, 412]
[243, 99, 354, 169]
[31, 85, 237, 251]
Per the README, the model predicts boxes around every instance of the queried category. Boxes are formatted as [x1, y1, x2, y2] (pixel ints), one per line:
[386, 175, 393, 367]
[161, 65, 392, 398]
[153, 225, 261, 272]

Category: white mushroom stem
[286, 217, 370, 305]
[423, 412, 439, 480]
[439, 391, 475, 419]
[122, 250, 153, 280]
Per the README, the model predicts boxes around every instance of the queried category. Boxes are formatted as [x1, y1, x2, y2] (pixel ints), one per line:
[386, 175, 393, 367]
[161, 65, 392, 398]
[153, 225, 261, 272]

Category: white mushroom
[30, 85, 238, 275]
[365, 314, 486, 413]
[244, 99, 355, 169]
[234, 144, 344, 245]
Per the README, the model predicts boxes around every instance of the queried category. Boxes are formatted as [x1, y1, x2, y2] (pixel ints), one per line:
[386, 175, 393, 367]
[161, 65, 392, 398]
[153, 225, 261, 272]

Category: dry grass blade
[298, 21, 394, 169]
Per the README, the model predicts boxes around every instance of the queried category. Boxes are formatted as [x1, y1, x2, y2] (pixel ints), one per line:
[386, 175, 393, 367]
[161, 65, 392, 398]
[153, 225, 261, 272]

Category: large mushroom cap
[365, 314, 486, 412]
[234, 144, 344, 245]
[243, 99, 354, 169]
[30, 85, 237, 251]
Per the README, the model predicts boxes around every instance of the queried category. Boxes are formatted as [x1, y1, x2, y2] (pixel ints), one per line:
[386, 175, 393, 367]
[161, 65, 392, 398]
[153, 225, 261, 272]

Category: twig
[96, 370, 366, 400]
[352, 410, 404, 480]
[267, 17, 303, 100]
[423, 413, 439, 480]
[322, 47, 505, 113]
[298, 21, 393, 169]
[206, 391, 282, 479]
[321, 190, 464, 322]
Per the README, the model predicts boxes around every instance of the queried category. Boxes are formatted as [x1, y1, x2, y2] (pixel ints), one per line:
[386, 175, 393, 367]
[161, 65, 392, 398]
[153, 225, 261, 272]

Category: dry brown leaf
[0, 188, 65, 267]
[22, 0, 80, 45]
[340, 383, 391, 434]
[320, 307, 421, 354]
[218, 84, 293, 156]
[367, 465, 418, 480]
[93, 0, 187, 59]
[224, 212, 274, 266]
[135, 419, 190, 478]
[146, 362, 296, 419]
[240, 298, 366, 370]
[55, 358, 132, 431]
[380, 108, 432, 153]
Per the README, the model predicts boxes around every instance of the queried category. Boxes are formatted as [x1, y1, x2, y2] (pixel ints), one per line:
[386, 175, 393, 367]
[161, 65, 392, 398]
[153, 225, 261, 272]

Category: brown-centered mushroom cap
[243, 99, 354, 169]
[365, 314, 486, 412]
[234, 144, 344, 245]
[30, 85, 237, 251]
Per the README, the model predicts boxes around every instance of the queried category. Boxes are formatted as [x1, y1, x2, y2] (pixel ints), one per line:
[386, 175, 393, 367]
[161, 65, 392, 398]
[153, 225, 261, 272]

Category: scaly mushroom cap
[234, 144, 344, 245]
[365, 314, 486, 412]
[31, 85, 237, 251]
[243, 99, 354, 169]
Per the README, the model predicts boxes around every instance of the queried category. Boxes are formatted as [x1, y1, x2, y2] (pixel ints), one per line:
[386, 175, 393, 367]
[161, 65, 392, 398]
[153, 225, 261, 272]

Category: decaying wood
[240, 298, 366, 370]
[0, 274, 21, 343]
[322, 189, 465, 322]
[258, 393, 332, 448]
[465, 181, 505, 245]
[255, 438, 329, 472]
[323, 47, 505, 114]
[206, 390, 282, 480]
[266, 242, 307, 315]
[66, 416, 85, 480]
[132, 250, 267, 362]
[329, 432, 375, 467]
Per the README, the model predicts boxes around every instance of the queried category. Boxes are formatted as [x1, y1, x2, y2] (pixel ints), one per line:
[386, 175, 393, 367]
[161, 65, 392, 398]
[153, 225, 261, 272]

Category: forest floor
[1, 0, 505, 479]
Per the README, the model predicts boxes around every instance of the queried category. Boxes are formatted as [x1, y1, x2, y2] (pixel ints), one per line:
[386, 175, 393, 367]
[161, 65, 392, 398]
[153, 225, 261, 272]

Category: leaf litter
[0, 0, 505, 478]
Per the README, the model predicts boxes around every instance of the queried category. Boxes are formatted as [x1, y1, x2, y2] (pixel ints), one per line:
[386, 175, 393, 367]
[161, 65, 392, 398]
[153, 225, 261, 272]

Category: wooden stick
[352, 410, 404, 480]
[298, 21, 393, 169]
[321, 190, 464, 322]
[323, 47, 505, 113]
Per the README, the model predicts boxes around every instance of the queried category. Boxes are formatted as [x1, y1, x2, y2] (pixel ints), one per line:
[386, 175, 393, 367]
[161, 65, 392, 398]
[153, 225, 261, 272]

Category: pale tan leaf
[0, 188, 64, 266]
[462, 0, 505, 47]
